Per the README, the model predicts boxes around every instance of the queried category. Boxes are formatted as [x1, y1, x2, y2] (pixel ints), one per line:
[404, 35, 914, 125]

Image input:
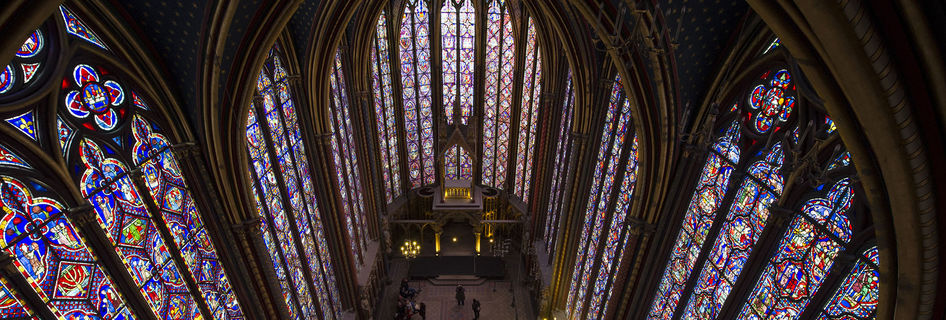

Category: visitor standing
[472, 299, 481, 319]
[418, 302, 426, 320]
[456, 285, 465, 305]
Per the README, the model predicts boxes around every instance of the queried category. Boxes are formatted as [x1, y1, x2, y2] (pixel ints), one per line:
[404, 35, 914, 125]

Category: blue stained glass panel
[130, 116, 243, 319]
[588, 135, 640, 318]
[5, 111, 37, 141]
[59, 6, 108, 50]
[817, 246, 879, 319]
[371, 12, 401, 203]
[400, 1, 434, 187]
[0, 276, 35, 319]
[481, 1, 514, 188]
[1, 175, 135, 320]
[569, 82, 633, 319]
[738, 179, 855, 319]
[329, 50, 369, 268]
[544, 73, 574, 256]
[647, 121, 741, 320]
[78, 138, 199, 319]
[514, 18, 542, 202]
[679, 143, 786, 320]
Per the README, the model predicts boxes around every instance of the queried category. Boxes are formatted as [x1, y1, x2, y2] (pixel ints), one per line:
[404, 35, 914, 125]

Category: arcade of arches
[0, 0, 943, 319]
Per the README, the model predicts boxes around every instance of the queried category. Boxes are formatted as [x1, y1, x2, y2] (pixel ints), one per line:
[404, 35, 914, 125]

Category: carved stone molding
[67, 204, 97, 228]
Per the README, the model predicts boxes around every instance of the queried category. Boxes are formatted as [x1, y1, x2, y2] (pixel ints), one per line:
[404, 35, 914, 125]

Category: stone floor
[375, 258, 534, 320]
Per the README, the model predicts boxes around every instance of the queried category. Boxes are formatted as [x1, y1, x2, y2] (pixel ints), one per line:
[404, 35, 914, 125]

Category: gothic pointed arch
[243, 44, 343, 319]
[644, 40, 879, 320]
[366, 0, 547, 206]
[0, 5, 247, 318]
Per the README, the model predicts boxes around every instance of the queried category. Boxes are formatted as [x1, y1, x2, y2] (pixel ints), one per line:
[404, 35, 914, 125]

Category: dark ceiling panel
[289, 0, 320, 65]
[119, 0, 207, 126]
[663, 0, 748, 107]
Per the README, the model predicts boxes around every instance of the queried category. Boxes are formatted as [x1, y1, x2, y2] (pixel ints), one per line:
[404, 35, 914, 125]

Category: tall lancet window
[328, 50, 370, 265]
[0, 149, 136, 319]
[566, 75, 639, 319]
[441, 0, 475, 125]
[480, 0, 515, 188]
[370, 11, 401, 203]
[0, 276, 35, 318]
[680, 142, 786, 320]
[738, 178, 855, 318]
[444, 145, 473, 180]
[0, 6, 248, 318]
[245, 47, 340, 319]
[816, 246, 880, 319]
[400, 0, 435, 187]
[544, 73, 574, 255]
[513, 18, 542, 202]
[646, 39, 877, 319]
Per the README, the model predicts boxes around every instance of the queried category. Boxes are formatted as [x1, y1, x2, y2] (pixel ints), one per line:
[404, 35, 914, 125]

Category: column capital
[252, 94, 266, 107]
[770, 206, 795, 228]
[67, 204, 97, 228]
[233, 218, 263, 237]
[171, 142, 200, 160]
[287, 74, 302, 86]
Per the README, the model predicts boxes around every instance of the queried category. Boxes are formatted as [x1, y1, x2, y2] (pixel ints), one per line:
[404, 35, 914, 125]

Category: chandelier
[401, 240, 420, 260]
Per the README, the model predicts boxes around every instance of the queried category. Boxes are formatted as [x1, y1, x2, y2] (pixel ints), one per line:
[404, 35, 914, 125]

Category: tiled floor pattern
[376, 258, 534, 320]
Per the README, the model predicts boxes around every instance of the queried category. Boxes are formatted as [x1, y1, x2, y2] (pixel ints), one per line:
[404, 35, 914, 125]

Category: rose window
[64, 64, 125, 131]
[748, 69, 795, 134]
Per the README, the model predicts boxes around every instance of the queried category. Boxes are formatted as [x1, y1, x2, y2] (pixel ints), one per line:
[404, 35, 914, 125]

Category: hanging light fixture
[401, 239, 420, 260]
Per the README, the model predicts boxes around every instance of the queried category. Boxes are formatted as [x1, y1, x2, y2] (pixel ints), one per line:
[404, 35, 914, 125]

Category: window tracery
[371, 1, 544, 199]
[0, 7, 251, 318]
[481, 0, 515, 188]
[329, 49, 370, 265]
[513, 18, 542, 202]
[398, 0, 436, 188]
[245, 47, 340, 319]
[370, 11, 402, 203]
[566, 74, 639, 319]
[648, 49, 876, 320]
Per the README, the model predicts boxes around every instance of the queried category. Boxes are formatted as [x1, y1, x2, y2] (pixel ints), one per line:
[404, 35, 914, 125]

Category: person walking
[472, 299, 481, 319]
[455, 285, 465, 305]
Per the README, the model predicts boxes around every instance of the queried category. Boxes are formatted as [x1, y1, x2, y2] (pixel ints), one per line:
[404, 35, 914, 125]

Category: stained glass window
[79, 140, 198, 320]
[817, 246, 879, 319]
[130, 116, 243, 319]
[747, 69, 795, 135]
[245, 48, 340, 319]
[513, 18, 542, 202]
[329, 50, 369, 266]
[60, 61, 228, 318]
[399, 0, 435, 187]
[738, 178, 855, 319]
[441, 0, 475, 125]
[763, 38, 781, 55]
[566, 75, 637, 319]
[543, 73, 574, 255]
[0, 6, 250, 318]
[480, 0, 515, 188]
[588, 135, 640, 318]
[1, 27, 49, 99]
[647, 121, 741, 320]
[0, 276, 35, 319]
[443, 145, 472, 181]
[679, 143, 786, 320]
[1, 173, 134, 319]
[59, 6, 108, 50]
[370, 11, 402, 203]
